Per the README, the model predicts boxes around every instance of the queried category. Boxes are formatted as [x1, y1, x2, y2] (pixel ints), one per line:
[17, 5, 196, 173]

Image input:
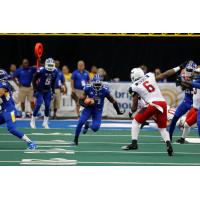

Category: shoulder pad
[85, 84, 91, 88]
[38, 67, 44, 72]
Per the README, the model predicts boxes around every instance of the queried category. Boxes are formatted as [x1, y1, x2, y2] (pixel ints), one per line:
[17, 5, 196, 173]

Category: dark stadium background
[0, 35, 200, 81]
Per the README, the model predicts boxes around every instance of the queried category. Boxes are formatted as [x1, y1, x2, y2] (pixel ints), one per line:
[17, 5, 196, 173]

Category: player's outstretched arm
[155, 61, 187, 82]
[106, 94, 124, 115]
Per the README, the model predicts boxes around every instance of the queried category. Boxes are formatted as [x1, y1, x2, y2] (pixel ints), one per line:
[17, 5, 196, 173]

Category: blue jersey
[71, 69, 89, 90]
[34, 67, 58, 92]
[183, 89, 193, 104]
[84, 84, 110, 110]
[0, 81, 15, 112]
[55, 69, 65, 88]
[13, 66, 36, 87]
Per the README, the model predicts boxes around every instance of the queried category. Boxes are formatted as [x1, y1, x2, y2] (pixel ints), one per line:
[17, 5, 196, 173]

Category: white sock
[148, 122, 158, 129]
[182, 122, 191, 138]
[131, 120, 141, 140]
[31, 116, 35, 122]
[22, 135, 31, 143]
[159, 128, 170, 142]
[44, 116, 49, 123]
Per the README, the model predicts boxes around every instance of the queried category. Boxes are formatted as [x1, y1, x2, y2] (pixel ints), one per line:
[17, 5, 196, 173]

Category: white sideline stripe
[0, 149, 200, 155]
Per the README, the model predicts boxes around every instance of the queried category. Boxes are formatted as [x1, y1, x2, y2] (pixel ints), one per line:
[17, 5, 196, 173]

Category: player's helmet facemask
[185, 60, 197, 78]
[0, 69, 9, 82]
[92, 74, 103, 92]
[130, 67, 144, 83]
[45, 58, 56, 72]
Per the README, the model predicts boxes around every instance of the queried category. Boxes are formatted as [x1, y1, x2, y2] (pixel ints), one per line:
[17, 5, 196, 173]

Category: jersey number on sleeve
[143, 81, 155, 93]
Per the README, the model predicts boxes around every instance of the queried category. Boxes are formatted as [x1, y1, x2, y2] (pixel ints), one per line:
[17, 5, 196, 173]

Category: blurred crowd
[6, 58, 111, 118]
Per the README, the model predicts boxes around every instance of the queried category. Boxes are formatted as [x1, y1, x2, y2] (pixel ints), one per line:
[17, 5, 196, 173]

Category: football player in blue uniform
[72, 74, 124, 145]
[176, 66, 200, 138]
[0, 69, 37, 150]
[30, 58, 58, 129]
[169, 61, 197, 141]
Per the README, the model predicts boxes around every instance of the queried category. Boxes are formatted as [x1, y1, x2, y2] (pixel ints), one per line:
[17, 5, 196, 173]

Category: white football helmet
[45, 58, 55, 71]
[130, 68, 144, 83]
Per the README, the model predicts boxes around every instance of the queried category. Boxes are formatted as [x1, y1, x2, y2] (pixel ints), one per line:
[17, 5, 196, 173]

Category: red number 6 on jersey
[143, 81, 155, 92]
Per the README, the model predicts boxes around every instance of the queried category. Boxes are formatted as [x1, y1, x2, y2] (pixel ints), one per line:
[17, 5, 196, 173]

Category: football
[84, 98, 95, 105]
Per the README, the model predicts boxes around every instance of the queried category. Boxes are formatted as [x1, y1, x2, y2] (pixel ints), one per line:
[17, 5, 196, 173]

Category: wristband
[173, 66, 181, 72]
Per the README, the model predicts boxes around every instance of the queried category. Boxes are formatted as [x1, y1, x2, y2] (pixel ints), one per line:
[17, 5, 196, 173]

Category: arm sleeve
[13, 69, 19, 78]
[61, 73, 65, 84]
[71, 72, 75, 80]
[51, 73, 57, 93]
[192, 82, 200, 89]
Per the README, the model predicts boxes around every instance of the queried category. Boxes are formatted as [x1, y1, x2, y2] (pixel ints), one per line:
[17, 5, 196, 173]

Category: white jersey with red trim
[193, 88, 200, 109]
[130, 72, 165, 103]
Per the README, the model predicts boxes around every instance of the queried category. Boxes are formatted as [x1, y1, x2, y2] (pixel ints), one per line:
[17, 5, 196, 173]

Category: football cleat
[166, 141, 173, 156]
[71, 136, 79, 146]
[122, 140, 138, 150]
[176, 137, 185, 144]
[27, 141, 37, 150]
[83, 121, 90, 134]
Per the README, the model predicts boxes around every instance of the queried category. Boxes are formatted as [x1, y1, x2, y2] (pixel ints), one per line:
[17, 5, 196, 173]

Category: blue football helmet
[92, 74, 103, 91]
[0, 69, 8, 81]
[185, 60, 197, 78]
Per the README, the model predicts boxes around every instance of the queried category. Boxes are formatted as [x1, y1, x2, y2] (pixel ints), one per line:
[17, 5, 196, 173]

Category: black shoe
[83, 121, 90, 134]
[166, 141, 173, 156]
[122, 140, 138, 150]
[140, 121, 149, 129]
[72, 136, 79, 146]
[176, 137, 185, 144]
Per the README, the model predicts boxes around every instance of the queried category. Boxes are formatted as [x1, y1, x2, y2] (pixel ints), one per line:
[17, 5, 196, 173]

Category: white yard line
[77, 161, 200, 166]
[0, 140, 199, 145]
[0, 149, 199, 155]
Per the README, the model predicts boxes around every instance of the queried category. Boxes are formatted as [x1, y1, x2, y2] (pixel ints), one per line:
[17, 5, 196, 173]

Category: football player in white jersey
[176, 66, 200, 143]
[122, 64, 185, 156]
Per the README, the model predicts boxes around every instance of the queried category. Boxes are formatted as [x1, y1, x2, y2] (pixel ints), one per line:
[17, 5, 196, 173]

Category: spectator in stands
[13, 58, 36, 118]
[89, 65, 98, 80]
[155, 68, 167, 82]
[71, 60, 90, 116]
[51, 60, 67, 118]
[139, 64, 148, 74]
[97, 68, 110, 81]
[62, 65, 72, 81]
[9, 64, 17, 75]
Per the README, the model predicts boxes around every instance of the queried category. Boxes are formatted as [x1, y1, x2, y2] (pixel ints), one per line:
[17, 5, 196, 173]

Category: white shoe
[30, 119, 36, 129]
[42, 122, 49, 129]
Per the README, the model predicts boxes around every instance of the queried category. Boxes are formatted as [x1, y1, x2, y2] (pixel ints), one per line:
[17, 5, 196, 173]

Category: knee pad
[91, 124, 100, 132]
